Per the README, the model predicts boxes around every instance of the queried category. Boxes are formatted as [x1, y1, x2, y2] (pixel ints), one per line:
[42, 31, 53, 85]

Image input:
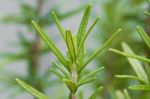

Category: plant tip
[128, 86, 132, 89]
[87, 3, 92, 7]
[66, 29, 71, 32]
[15, 78, 19, 81]
[118, 28, 122, 32]
[97, 16, 100, 19]
[144, 11, 150, 15]
[121, 42, 126, 46]
[108, 48, 113, 51]
[94, 77, 97, 80]
[49, 68, 53, 71]
[62, 79, 66, 82]
[31, 20, 35, 24]
[115, 75, 121, 78]
[51, 11, 55, 14]
[100, 86, 104, 89]
[101, 67, 105, 69]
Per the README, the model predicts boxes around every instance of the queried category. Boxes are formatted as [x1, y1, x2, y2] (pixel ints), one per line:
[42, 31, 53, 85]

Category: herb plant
[0, 0, 82, 98]
[16, 4, 121, 99]
[93, 1, 148, 97]
[109, 26, 150, 91]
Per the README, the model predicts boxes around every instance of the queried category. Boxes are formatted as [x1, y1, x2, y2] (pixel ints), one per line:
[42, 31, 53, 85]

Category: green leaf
[137, 26, 150, 49]
[89, 86, 103, 99]
[129, 85, 150, 91]
[50, 68, 66, 80]
[84, 67, 104, 78]
[81, 28, 121, 71]
[0, 15, 23, 23]
[53, 63, 70, 79]
[0, 53, 27, 67]
[66, 30, 77, 62]
[63, 79, 77, 93]
[77, 4, 91, 46]
[115, 90, 125, 99]
[16, 79, 49, 99]
[31, 21, 69, 70]
[122, 42, 149, 84]
[123, 89, 131, 99]
[144, 12, 150, 16]
[78, 77, 96, 86]
[78, 16, 100, 56]
[115, 75, 146, 83]
[78, 67, 104, 85]
[109, 48, 150, 63]
[51, 11, 66, 41]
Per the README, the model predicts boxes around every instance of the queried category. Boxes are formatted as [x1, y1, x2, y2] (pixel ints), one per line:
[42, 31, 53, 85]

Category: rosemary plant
[93, 1, 148, 97]
[0, 0, 82, 98]
[109, 26, 150, 91]
[16, 4, 121, 99]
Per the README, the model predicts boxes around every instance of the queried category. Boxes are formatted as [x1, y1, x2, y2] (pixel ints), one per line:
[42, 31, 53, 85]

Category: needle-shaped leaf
[0, 53, 27, 67]
[115, 75, 146, 83]
[50, 68, 66, 80]
[53, 63, 70, 79]
[66, 30, 77, 62]
[129, 85, 150, 91]
[78, 67, 104, 85]
[122, 42, 149, 84]
[0, 58, 16, 67]
[0, 15, 23, 23]
[51, 11, 66, 41]
[63, 79, 77, 93]
[109, 49, 150, 63]
[115, 90, 125, 99]
[82, 28, 121, 70]
[77, 4, 91, 46]
[144, 12, 150, 16]
[137, 26, 150, 49]
[84, 67, 104, 78]
[32, 21, 69, 70]
[89, 86, 103, 99]
[78, 16, 100, 56]
[78, 77, 96, 86]
[16, 79, 49, 99]
[123, 89, 131, 99]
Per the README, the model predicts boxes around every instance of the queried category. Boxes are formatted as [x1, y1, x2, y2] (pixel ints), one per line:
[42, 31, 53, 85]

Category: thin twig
[29, 0, 44, 92]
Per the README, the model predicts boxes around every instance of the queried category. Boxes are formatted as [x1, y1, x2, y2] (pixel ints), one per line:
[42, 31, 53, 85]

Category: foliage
[110, 26, 150, 91]
[1, 0, 150, 99]
[16, 4, 121, 99]
[93, 0, 149, 98]
[0, 0, 83, 98]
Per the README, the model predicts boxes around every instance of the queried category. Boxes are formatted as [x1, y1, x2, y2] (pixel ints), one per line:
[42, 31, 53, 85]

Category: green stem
[71, 94, 76, 99]
[71, 63, 78, 83]
[70, 63, 77, 99]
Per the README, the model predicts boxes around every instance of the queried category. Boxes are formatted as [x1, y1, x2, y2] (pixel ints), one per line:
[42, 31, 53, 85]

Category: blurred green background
[0, 0, 149, 99]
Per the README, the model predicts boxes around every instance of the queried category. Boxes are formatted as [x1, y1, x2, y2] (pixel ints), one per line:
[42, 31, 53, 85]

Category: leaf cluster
[110, 26, 150, 91]
[16, 4, 121, 99]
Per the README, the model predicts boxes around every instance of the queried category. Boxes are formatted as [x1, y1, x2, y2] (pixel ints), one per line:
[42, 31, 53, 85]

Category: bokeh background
[0, 0, 149, 99]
